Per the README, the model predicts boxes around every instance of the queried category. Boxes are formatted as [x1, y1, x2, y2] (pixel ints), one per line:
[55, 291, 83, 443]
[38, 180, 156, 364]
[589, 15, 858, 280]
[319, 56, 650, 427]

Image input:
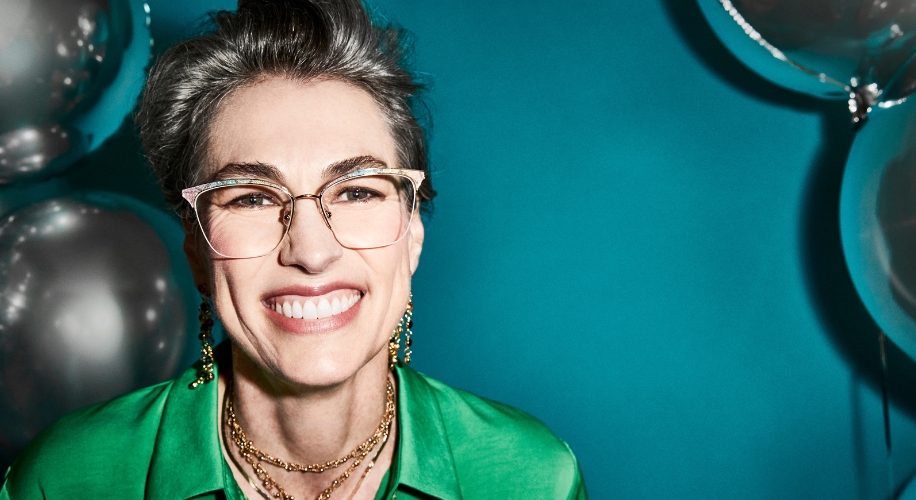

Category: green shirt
[1, 356, 586, 499]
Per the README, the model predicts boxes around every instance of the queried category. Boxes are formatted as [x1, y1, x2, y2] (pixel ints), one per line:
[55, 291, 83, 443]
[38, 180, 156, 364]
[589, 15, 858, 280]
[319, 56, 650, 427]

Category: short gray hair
[136, 0, 435, 218]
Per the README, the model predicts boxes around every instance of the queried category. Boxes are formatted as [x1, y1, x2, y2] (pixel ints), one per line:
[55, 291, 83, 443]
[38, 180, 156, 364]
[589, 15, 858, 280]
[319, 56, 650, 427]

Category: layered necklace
[223, 378, 396, 500]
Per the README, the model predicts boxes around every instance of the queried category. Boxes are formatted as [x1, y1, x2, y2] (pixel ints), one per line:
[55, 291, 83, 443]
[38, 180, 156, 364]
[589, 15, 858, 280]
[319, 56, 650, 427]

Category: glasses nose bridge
[292, 192, 320, 203]
[289, 192, 331, 228]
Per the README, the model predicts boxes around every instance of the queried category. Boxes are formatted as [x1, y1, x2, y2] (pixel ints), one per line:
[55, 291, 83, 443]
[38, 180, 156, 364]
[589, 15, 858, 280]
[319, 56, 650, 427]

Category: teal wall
[69, 0, 916, 498]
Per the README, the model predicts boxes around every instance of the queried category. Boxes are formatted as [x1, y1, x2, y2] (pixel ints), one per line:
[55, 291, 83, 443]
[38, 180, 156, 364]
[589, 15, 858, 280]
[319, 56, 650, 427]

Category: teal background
[51, 0, 916, 498]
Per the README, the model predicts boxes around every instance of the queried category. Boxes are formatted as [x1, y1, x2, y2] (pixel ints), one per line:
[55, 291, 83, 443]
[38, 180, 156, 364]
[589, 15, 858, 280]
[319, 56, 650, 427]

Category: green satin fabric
[1, 349, 586, 499]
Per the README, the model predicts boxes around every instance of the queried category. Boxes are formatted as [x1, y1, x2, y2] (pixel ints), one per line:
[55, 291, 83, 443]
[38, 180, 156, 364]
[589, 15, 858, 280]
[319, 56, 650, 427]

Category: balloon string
[717, 0, 849, 92]
[880, 330, 894, 495]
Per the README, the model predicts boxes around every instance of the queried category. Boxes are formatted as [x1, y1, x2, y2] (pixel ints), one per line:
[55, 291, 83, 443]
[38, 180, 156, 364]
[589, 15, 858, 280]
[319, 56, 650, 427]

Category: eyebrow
[211, 156, 388, 185]
[322, 155, 388, 179]
[212, 162, 286, 183]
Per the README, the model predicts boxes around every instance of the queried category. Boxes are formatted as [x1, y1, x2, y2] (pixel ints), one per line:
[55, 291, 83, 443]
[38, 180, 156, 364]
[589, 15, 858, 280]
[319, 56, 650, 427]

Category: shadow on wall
[660, 0, 916, 419]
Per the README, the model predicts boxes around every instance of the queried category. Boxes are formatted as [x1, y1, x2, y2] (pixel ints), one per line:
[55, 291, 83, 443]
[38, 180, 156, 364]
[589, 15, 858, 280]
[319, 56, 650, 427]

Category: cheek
[361, 243, 413, 291]
[207, 258, 267, 323]
[207, 263, 237, 328]
[361, 245, 414, 332]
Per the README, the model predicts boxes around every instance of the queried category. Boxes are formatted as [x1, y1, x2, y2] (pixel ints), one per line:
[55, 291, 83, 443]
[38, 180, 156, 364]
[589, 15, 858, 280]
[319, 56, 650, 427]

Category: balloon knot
[849, 83, 881, 130]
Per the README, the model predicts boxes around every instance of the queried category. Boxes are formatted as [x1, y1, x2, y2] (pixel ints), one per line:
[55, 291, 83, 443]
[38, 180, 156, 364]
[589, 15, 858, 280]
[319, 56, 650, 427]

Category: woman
[1, 1, 586, 498]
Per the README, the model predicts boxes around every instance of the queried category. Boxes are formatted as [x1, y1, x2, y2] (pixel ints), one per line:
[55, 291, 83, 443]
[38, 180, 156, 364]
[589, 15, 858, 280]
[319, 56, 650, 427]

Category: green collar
[390, 362, 462, 500]
[146, 359, 222, 500]
[144, 350, 461, 500]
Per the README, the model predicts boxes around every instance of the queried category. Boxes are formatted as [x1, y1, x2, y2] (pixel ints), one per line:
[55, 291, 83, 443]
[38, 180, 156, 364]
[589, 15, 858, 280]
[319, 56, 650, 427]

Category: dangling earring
[403, 293, 413, 364]
[388, 323, 401, 370]
[189, 285, 216, 389]
[388, 293, 414, 369]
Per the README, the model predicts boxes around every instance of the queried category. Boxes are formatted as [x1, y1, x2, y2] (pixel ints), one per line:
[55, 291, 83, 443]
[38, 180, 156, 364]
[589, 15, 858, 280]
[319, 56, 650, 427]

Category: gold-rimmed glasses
[181, 168, 425, 259]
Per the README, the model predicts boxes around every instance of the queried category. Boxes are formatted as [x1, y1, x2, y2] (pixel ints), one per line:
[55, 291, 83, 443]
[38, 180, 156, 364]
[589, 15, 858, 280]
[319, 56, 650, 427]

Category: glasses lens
[322, 174, 417, 249]
[195, 183, 290, 258]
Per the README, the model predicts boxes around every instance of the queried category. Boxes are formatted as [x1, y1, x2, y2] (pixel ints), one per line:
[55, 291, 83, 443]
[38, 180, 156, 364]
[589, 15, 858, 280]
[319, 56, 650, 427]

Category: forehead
[205, 78, 396, 187]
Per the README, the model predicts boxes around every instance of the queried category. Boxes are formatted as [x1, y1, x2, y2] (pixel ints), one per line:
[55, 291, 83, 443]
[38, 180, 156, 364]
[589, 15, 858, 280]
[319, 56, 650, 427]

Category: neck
[218, 343, 396, 499]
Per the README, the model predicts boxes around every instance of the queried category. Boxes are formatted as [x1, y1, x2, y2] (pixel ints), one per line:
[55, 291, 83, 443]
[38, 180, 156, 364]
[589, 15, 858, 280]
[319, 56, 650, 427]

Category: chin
[236, 306, 389, 389]
[273, 347, 385, 388]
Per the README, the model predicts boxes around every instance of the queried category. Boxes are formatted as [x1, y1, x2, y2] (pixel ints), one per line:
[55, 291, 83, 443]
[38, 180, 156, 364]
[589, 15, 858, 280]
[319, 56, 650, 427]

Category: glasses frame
[181, 167, 426, 259]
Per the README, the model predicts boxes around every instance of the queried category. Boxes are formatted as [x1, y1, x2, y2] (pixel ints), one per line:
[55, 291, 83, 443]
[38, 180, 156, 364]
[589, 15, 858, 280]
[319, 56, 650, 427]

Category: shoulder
[419, 371, 568, 455]
[2, 378, 176, 499]
[404, 368, 587, 499]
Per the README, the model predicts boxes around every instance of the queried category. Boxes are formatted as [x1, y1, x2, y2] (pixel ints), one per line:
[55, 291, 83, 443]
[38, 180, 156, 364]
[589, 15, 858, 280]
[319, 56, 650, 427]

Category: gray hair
[136, 0, 435, 218]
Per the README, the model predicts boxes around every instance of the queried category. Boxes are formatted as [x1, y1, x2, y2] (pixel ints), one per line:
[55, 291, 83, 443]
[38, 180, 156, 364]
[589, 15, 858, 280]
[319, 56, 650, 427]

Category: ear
[407, 211, 424, 275]
[182, 217, 211, 292]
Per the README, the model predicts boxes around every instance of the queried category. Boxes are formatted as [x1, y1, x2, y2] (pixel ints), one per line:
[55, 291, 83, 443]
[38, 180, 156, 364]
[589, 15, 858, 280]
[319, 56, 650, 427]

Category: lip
[261, 282, 364, 335]
[262, 282, 365, 299]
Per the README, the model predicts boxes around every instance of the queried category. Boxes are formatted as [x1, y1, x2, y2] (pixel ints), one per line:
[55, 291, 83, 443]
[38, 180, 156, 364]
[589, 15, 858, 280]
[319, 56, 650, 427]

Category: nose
[278, 195, 343, 273]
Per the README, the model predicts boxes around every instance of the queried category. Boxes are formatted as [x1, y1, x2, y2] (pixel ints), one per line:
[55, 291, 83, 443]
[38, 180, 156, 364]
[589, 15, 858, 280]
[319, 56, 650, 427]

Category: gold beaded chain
[225, 379, 396, 500]
[342, 428, 390, 500]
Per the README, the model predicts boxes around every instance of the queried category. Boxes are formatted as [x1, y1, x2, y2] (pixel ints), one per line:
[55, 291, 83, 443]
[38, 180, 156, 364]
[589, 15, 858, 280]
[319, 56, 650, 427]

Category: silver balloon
[0, 0, 152, 183]
[700, 0, 916, 125]
[0, 0, 110, 114]
[840, 97, 916, 360]
[0, 193, 191, 459]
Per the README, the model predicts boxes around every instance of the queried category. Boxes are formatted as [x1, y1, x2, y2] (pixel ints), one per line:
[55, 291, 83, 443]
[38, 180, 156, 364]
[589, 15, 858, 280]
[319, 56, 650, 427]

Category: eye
[324, 175, 397, 206]
[229, 191, 279, 207]
[338, 186, 382, 202]
[346, 187, 369, 201]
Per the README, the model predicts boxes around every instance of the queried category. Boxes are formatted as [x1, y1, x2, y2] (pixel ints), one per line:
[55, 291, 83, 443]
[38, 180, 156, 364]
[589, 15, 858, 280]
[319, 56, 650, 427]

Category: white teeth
[317, 298, 332, 319]
[303, 300, 318, 319]
[271, 293, 360, 319]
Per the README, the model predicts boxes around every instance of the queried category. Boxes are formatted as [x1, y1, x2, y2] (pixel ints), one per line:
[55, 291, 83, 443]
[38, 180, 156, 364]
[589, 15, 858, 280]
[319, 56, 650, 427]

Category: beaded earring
[189, 285, 216, 389]
[388, 323, 401, 370]
[388, 293, 414, 370]
[403, 294, 414, 364]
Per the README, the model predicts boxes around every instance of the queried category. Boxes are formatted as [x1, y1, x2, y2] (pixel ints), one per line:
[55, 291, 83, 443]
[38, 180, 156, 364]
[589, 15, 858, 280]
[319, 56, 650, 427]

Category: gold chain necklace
[221, 400, 392, 500]
[225, 378, 396, 500]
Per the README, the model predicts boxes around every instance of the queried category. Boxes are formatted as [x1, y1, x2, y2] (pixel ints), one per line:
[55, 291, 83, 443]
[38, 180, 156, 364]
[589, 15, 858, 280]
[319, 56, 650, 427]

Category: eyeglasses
[181, 168, 425, 259]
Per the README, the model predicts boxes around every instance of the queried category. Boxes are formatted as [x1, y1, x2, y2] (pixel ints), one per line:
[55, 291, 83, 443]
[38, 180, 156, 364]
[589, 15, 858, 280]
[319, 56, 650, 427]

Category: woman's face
[187, 77, 424, 387]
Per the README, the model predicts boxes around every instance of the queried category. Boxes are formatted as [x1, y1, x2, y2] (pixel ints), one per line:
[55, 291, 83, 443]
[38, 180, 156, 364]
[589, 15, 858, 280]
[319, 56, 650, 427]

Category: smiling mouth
[266, 290, 362, 320]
